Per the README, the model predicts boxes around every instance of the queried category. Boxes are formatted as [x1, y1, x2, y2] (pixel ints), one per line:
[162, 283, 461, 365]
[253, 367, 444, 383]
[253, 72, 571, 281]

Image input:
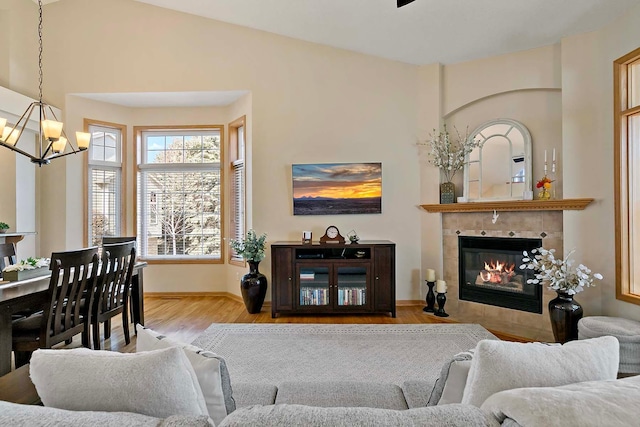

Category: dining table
[0, 261, 147, 376]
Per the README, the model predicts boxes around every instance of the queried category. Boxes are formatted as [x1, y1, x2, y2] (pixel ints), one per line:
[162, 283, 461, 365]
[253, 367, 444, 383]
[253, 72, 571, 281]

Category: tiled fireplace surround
[441, 210, 562, 341]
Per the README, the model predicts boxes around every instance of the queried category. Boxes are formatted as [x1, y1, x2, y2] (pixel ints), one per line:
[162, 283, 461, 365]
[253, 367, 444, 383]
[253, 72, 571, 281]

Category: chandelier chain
[38, 0, 43, 103]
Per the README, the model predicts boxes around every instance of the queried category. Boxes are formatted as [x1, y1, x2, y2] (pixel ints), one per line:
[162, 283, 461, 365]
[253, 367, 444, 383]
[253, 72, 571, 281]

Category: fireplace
[458, 236, 542, 313]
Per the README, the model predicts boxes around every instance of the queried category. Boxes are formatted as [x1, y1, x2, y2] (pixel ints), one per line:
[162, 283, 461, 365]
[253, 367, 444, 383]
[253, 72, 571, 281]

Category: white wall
[2, 0, 639, 316]
[32, 0, 423, 300]
[562, 2, 640, 321]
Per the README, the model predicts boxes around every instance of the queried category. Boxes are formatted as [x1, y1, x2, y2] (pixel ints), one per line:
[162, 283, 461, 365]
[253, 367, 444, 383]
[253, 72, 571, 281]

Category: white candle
[544, 150, 547, 163]
[436, 280, 447, 293]
[552, 148, 556, 162]
[426, 269, 436, 282]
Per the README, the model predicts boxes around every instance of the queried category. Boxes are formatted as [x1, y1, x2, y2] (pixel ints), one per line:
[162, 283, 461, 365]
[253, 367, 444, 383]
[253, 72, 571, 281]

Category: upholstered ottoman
[578, 316, 640, 373]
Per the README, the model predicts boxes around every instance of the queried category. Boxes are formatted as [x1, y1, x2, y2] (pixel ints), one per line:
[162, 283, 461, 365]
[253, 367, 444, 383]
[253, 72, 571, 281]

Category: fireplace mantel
[420, 198, 593, 213]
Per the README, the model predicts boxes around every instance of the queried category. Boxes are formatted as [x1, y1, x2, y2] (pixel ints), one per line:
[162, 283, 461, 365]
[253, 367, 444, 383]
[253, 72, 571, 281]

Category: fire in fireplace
[459, 236, 542, 313]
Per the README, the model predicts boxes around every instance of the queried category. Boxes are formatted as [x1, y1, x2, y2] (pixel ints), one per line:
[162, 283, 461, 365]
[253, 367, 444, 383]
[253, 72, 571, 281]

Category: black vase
[241, 261, 268, 314]
[548, 291, 583, 344]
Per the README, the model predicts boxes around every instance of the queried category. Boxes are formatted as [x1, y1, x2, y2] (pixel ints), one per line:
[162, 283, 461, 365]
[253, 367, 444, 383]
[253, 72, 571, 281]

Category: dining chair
[0, 242, 17, 279]
[11, 247, 100, 368]
[91, 241, 136, 349]
[102, 236, 137, 245]
[100, 236, 137, 337]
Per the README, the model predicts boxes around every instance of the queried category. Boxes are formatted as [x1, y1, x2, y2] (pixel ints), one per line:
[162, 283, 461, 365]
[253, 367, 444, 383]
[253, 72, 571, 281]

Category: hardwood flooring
[76, 295, 527, 354]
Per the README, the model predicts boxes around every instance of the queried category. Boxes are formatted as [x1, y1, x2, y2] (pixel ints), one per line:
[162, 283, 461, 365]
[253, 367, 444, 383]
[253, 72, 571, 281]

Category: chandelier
[0, 0, 90, 166]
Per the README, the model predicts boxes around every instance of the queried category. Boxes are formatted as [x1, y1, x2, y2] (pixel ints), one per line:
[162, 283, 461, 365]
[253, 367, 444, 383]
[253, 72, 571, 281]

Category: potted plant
[418, 125, 479, 204]
[521, 248, 603, 343]
[230, 230, 268, 314]
[2, 257, 50, 281]
[0, 222, 9, 233]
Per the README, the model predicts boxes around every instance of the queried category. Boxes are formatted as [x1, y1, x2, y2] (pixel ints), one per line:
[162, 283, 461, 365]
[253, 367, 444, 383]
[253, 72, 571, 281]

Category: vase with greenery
[418, 125, 479, 204]
[0, 222, 9, 233]
[230, 230, 268, 314]
[521, 247, 603, 343]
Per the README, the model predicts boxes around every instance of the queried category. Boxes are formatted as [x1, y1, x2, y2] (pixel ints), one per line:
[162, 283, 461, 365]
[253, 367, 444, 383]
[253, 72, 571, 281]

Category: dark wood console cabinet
[271, 241, 396, 318]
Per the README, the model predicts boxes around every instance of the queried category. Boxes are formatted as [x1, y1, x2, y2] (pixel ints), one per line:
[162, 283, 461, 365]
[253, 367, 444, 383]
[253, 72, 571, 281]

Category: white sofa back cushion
[136, 325, 235, 426]
[30, 347, 209, 419]
[461, 336, 619, 407]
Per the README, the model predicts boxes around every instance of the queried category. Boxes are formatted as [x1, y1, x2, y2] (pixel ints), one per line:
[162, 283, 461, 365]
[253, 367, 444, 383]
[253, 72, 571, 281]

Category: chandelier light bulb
[76, 131, 91, 150]
[52, 136, 67, 153]
[1, 127, 21, 146]
[42, 119, 63, 141]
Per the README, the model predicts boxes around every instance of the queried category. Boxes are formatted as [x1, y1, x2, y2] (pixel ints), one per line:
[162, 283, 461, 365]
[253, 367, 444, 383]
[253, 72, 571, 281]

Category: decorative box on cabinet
[270, 241, 396, 318]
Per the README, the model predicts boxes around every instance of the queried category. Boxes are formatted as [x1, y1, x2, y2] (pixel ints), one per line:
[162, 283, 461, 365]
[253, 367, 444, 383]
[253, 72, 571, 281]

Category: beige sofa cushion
[461, 336, 619, 407]
[29, 347, 208, 419]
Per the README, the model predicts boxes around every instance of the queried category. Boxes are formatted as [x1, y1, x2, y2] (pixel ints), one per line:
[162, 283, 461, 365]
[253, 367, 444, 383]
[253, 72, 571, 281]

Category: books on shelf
[300, 287, 328, 306]
[337, 287, 366, 306]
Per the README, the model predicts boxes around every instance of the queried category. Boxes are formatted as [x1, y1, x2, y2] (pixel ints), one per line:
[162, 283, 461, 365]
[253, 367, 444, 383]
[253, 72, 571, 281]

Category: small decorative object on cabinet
[347, 230, 360, 244]
[0, 222, 8, 234]
[230, 230, 268, 314]
[271, 241, 396, 318]
[319, 225, 345, 244]
[423, 280, 435, 313]
[521, 247, 602, 343]
[302, 231, 312, 244]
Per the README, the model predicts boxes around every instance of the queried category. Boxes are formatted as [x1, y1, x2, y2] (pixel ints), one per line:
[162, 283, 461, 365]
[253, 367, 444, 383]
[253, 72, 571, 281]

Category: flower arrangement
[0, 222, 9, 231]
[230, 229, 267, 263]
[2, 257, 49, 273]
[418, 125, 480, 182]
[520, 248, 603, 295]
[536, 176, 553, 190]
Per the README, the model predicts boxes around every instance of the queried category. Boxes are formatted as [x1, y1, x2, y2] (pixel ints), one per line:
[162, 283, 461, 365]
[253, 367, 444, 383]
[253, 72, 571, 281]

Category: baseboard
[143, 292, 271, 306]
[396, 300, 424, 306]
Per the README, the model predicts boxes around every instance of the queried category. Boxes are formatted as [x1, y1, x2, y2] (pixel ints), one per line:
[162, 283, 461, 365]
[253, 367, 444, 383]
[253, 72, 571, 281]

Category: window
[228, 116, 246, 264]
[615, 47, 640, 304]
[136, 126, 223, 262]
[86, 121, 125, 247]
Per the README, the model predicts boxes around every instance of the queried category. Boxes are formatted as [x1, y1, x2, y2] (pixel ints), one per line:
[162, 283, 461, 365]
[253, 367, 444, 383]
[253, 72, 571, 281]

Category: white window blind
[137, 130, 222, 260]
[87, 125, 122, 247]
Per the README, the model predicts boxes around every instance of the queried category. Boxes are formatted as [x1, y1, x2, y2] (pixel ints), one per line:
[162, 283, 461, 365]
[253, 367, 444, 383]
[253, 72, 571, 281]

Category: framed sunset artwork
[292, 162, 382, 215]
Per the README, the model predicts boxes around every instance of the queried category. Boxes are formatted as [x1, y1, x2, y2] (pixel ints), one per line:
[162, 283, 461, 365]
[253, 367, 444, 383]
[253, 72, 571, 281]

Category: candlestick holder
[434, 292, 449, 317]
[423, 280, 435, 313]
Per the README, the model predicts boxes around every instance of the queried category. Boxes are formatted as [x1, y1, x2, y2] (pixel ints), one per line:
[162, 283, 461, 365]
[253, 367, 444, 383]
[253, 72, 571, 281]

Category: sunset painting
[292, 163, 382, 215]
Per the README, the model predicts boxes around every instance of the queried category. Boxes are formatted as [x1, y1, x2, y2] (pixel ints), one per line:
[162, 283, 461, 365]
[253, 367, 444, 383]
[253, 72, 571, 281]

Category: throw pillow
[427, 350, 474, 406]
[136, 325, 235, 426]
[29, 347, 209, 419]
[461, 336, 620, 407]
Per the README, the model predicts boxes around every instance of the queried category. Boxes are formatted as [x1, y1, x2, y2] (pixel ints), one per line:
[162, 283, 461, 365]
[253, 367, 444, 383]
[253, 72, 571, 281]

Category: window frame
[83, 119, 126, 247]
[615, 46, 640, 305]
[134, 125, 225, 265]
[228, 116, 246, 266]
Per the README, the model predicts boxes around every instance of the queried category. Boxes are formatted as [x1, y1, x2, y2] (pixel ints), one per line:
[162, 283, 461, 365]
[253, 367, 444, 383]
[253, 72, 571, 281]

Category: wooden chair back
[0, 243, 17, 278]
[102, 236, 137, 245]
[42, 247, 100, 348]
[96, 241, 136, 315]
[91, 241, 136, 348]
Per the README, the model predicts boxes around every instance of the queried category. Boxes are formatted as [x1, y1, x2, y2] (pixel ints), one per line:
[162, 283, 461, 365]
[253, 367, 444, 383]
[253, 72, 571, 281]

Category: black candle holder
[423, 281, 435, 313]
[434, 292, 449, 317]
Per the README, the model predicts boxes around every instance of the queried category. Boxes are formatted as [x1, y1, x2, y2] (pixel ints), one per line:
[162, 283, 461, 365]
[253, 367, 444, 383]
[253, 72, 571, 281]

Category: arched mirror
[463, 119, 532, 201]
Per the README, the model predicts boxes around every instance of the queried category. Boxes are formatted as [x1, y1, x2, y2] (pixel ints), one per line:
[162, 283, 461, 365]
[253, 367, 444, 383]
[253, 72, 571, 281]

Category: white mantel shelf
[420, 198, 594, 213]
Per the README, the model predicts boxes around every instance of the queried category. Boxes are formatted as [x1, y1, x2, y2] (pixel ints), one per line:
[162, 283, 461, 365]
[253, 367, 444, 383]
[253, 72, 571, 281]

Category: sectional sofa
[1, 331, 639, 426]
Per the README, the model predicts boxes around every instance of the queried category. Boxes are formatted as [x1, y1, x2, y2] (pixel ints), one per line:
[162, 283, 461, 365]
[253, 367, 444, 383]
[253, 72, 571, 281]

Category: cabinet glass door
[336, 266, 368, 307]
[298, 266, 330, 306]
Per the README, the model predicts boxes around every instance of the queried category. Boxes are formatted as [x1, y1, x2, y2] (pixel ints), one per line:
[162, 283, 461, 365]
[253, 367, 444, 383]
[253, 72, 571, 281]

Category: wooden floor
[78, 295, 527, 354]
